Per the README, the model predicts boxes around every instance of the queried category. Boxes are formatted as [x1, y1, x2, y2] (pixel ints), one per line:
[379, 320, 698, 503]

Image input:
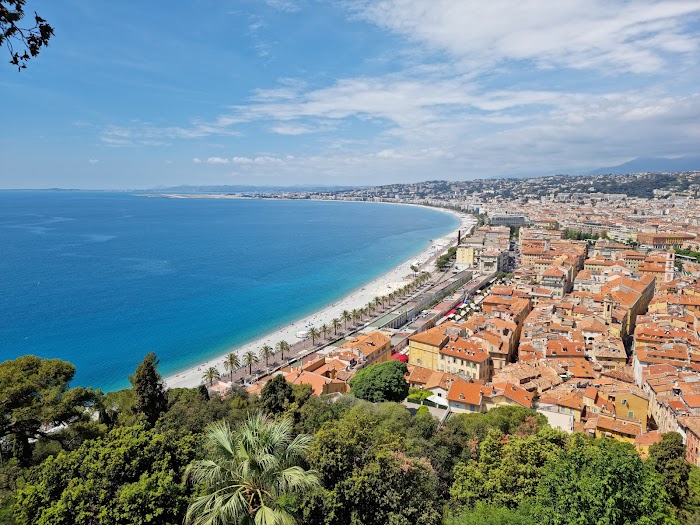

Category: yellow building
[340, 331, 392, 366]
[439, 336, 493, 382]
[456, 246, 476, 267]
[595, 382, 649, 431]
[595, 415, 641, 444]
[408, 324, 464, 370]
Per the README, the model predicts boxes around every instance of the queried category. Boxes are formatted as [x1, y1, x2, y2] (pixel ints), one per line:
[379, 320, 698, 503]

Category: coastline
[164, 203, 472, 389]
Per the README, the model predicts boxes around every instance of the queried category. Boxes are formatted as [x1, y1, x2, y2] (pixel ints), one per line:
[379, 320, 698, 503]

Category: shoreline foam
[164, 203, 472, 389]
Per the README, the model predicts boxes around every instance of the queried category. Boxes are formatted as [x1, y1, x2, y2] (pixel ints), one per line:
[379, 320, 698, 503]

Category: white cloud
[88, 159, 99, 164]
[98, 1, 700, 181]
[192, 157, 202, 163]
[347, 0, 700, 73]
[269, 124, 315, 135]
[265, 0, 301, 12]
[206, 157, 230, 164]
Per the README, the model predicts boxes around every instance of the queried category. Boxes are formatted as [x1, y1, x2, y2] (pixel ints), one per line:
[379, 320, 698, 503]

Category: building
[637, 232, 695, 249]
[340, 331, 392, 366]
[408, 323, 463, 370]
[446, 380, 486, 413]
[439, 335, 493, 382]
[490, 214, 528, 227]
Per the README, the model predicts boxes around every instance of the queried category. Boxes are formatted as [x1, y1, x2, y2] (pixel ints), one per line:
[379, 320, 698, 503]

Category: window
[628, 411, 634, 418]
[417, 359, 421, 365]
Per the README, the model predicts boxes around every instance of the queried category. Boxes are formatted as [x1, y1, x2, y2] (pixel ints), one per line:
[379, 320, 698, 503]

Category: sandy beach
[164, 204, 474, 389]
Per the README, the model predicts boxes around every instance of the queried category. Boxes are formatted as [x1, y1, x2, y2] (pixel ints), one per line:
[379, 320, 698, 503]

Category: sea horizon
[1, 191, 457, 391]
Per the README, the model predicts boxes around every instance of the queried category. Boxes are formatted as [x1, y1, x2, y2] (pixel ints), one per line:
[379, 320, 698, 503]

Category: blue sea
[0, 191, 457, 391]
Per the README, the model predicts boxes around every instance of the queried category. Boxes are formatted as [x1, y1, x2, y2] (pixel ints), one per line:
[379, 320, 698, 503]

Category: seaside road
[207, 279, 439, 390]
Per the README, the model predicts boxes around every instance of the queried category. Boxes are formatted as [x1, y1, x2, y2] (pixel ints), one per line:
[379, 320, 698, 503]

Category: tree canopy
[349, 360, 409, 402]
[0, 0, 53, 69]
[129, 352, 168, 426]
[0, 355, 100, 465]
[185, 414, 319, 525]
[14, 425, 197, 525]
[261, 373, 294, 414]
[2, 353, 697, 525]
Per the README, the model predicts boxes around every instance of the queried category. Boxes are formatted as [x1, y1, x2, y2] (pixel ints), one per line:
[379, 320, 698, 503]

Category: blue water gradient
[0, 192, 457, 391]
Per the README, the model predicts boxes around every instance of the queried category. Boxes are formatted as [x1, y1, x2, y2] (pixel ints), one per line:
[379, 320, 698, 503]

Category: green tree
[533, 435, 677, 525]
[202, 366, 220, 387]
[275, 340, 290, 361]
[332, 450, 441, 525]
[321, 323, 330, 339]
[184, 414, 319, 525]
[156, 387, 244, 435]
[260, 344, 274, 368]
[445, 503, 535, 525]
[682, 465, 700, 524]
[331, 318, 341, 335]
[304, 401, 441, 525]
[129, 352, 168, 427]
[342, 310, 352, 329]
[308, 326, 320, 345]
[261, 374, 294, 414]
[349, 360, 409, 403]
[223, 352, 240, 382]
[451, 427, 567, 509]
[648, 432, 690, 510]
[14, 425, 197, 525]
[0, 355, 100, 466]
[243, 350, 259, 376]
[0, 0, 53, 70]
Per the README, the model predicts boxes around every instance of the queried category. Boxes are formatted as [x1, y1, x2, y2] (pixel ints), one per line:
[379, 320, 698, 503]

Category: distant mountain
[586, 155, 700, 175]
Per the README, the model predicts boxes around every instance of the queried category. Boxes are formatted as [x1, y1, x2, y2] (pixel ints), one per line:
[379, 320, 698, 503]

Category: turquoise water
[0, 192, 457, 391]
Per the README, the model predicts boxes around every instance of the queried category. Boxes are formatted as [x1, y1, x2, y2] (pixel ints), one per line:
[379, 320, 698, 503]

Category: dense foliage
[185, 414, 319, 525]
[349, 360, 409, 402]
[0, 356, 100, 466]
[14, 425, 197, 525]
[2, 355, 699, 525]
[129, 352, 168, 426]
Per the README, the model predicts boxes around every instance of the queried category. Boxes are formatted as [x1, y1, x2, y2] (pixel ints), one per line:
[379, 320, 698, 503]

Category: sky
[1, 0, 700, 189]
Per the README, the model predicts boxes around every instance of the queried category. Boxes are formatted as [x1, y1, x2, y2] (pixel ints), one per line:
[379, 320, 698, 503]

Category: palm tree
[243, 350, 259, 376]
[260, 345, 274, 367]
[185, 414, 320, 525]
[332, 318, 341, 335]
[367, 301, 375, 315]
[202, 366, 220, 387]
[342, 310, 352, 329]
[351, 309, 360, 325]
[223, 352, 240, 382]
[308, 326, 320, 345]
[321, 323, 330, 339]
[275, 340, 290, 361]
[374, 296, 382, 311]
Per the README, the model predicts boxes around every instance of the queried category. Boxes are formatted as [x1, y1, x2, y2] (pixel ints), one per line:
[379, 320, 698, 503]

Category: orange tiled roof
[447, 380, 483, 405]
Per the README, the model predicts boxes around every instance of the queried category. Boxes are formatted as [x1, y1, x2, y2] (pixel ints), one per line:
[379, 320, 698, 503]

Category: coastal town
[6, 0, 700, 522]
[196, 170, 700, 465]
